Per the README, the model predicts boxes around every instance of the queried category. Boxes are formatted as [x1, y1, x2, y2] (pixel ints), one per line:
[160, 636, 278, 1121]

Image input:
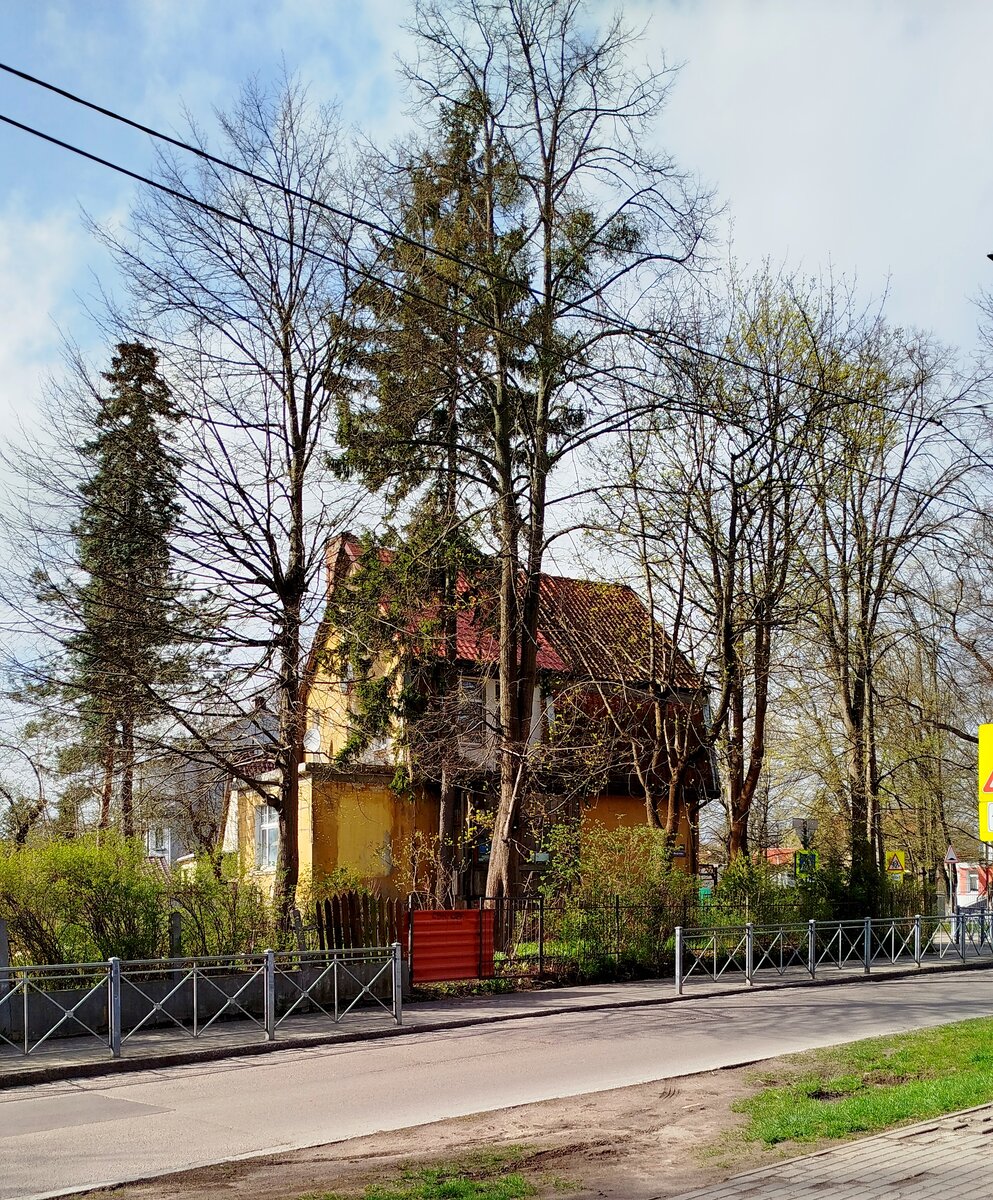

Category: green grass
[311, 1147, 541, 1200]
[735, 1017, 993, 1145]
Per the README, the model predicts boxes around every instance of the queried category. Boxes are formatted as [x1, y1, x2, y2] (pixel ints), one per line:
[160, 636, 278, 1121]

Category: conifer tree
[343, 0, 707, 897]
[67, 342, 181, 836]
[339, 101, 525, 899]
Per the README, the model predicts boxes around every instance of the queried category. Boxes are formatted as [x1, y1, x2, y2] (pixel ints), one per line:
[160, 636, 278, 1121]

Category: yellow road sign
[980, 724, 993, 843]
[886, 850, 906, 875]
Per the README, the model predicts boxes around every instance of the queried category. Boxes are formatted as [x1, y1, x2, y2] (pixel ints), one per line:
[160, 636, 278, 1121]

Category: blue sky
[2, 0, 993, 434]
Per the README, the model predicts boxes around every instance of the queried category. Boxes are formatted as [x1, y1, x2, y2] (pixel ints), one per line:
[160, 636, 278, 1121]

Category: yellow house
[226, 537, 711, 899]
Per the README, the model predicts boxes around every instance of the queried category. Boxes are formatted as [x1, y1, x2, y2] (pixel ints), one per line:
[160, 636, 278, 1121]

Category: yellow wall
[310, 773, 439, 898]
[237, 788, 259, 873]
[235, 769, 439, 900]
[581, 794, 695, 870]
[237, 777, 695, 899]
[306, 670, 352, 760]
[305, 641, 402, 762]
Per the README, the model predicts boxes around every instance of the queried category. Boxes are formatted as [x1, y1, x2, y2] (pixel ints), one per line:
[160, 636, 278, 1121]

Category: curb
[3, 956, 991, 1091]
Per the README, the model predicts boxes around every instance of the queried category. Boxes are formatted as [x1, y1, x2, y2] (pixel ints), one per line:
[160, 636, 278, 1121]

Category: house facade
[228, 537, 715, 899]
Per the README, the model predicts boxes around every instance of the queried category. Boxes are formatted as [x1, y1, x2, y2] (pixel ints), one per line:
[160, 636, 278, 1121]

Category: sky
[1, 0, 992, 434]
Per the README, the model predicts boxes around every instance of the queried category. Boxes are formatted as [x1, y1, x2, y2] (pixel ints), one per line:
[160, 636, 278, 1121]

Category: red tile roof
[537, 574, 699, 689]
[327, 535, 701, 689]
[765, 847, 795, 868]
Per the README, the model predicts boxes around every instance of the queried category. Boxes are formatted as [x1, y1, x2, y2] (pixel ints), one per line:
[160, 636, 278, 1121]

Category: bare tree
[97, 80, 362, 917]
[595, 270, 832, 857]
[802, 320, 979, 900]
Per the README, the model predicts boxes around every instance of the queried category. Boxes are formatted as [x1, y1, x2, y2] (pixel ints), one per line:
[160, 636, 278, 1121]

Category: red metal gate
[409, 909, 495, 984]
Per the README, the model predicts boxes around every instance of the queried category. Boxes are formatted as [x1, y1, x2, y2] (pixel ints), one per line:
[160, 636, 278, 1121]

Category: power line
[1, 57, 984, 444]
[0, 61, 442, 272]
[0, 79, 985, 516]
[0, 109, 527, 346]
[0, 111, 979, 520]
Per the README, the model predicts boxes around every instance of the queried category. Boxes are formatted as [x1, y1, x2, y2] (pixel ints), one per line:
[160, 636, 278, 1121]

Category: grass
[309, 1146, 559, 1200]
[735, 1016, 993, 1145]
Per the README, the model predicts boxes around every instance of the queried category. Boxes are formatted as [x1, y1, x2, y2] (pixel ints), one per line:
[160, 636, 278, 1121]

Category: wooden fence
[313, 894, 495, 984]
[315, 893, 406, 952]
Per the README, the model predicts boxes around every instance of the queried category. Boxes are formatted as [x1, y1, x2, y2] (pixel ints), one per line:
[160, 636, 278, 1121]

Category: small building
[955, 862, 991, 909]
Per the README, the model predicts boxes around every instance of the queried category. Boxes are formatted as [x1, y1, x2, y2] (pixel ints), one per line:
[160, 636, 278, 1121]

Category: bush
[0, 835, 165, 964]
[0, 836, 291, 964]
[521, 821, 697, 981]
[169, 860, 287, 956]
[541, 821, 697, 908]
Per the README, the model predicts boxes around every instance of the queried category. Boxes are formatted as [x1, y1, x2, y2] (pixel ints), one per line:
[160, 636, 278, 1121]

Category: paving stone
[675, 1103, 993, 1199]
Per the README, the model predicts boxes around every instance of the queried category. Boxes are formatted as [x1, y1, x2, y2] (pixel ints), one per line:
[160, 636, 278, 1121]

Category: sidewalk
[675, 1102, 993, 1199]
[2, 954, 990, 1090]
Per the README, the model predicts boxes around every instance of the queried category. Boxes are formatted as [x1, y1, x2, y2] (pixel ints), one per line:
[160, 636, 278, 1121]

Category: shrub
[169, 859, 287, 956]
[0, 837, 290, 964]
[0, 835, 165, 964]
[541, 820, 696, 908]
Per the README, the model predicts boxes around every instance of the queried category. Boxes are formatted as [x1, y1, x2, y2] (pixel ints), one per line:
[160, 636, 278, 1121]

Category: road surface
[2, 971, 991, 1200]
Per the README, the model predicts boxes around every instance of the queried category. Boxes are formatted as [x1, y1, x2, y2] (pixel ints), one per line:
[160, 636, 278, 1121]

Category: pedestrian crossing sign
[980, 725, 993, 843]
[886, 850, 905, 878]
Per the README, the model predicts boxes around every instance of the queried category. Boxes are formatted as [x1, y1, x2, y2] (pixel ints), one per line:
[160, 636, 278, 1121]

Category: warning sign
[980, 725, 993, 843]
[886, 850, 906, 877]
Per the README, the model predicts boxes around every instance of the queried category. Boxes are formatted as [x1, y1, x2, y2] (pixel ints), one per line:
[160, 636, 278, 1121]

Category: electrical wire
[0, 75, 986, 519]
[0, 57, 985, 442]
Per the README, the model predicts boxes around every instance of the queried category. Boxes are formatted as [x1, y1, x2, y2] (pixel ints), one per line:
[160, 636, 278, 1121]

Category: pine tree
[67, 342, 182, 837]
[339, 100, 527, 900]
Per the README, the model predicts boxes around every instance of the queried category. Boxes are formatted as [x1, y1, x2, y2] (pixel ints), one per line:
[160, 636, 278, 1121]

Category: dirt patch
[81, 1058, 814, 1200]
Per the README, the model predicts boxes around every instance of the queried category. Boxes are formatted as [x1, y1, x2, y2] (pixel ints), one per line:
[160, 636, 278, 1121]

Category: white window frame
[256, 804, 279, 872]
[457, 676, 485, 745]
[148, 826, 170, 858]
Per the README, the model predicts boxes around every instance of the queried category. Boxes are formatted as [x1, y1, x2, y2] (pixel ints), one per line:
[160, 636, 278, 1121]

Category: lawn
[735, 1016, 993, 1145]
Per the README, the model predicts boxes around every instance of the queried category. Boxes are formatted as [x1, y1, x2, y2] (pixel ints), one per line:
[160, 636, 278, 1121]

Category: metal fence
[674, 914, 993, 993]
[481, 895, 694, 978]
[0, 944, 403, 1058]
[478, 891, 945, 981]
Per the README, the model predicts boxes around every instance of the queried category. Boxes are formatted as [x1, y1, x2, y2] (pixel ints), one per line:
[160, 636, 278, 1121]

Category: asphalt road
[2, 971, 992, 1200]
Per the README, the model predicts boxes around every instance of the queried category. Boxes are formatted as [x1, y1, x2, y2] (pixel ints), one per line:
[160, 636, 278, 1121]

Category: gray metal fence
[674, 914, 993, 993]
[0, 943, 403, 1058]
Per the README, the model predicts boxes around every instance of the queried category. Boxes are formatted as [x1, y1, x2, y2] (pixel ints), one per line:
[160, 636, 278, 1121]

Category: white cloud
[0, 207, 84, 438]
[622, 0, 993, 352]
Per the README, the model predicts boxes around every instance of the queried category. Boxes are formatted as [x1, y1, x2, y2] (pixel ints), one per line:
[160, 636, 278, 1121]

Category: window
[149, 826, 169, 857]
[256, 805, 279, 871]
[968, 871, 980, 893]
[457, 677, 485, 743]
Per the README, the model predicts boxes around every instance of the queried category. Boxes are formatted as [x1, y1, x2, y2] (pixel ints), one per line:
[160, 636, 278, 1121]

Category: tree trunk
[488, 535, 521, 901]
[120, 713, 135, 838]
[99, 715, 116, 835]
[274, 584, 304, 924]
[846, 676, 877, 906]
[485, 373, 521, 901]
[436, 767, 457, 906]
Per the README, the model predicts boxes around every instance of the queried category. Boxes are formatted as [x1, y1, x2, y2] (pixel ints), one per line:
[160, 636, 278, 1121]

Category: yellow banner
[979, 724, 993, 842]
